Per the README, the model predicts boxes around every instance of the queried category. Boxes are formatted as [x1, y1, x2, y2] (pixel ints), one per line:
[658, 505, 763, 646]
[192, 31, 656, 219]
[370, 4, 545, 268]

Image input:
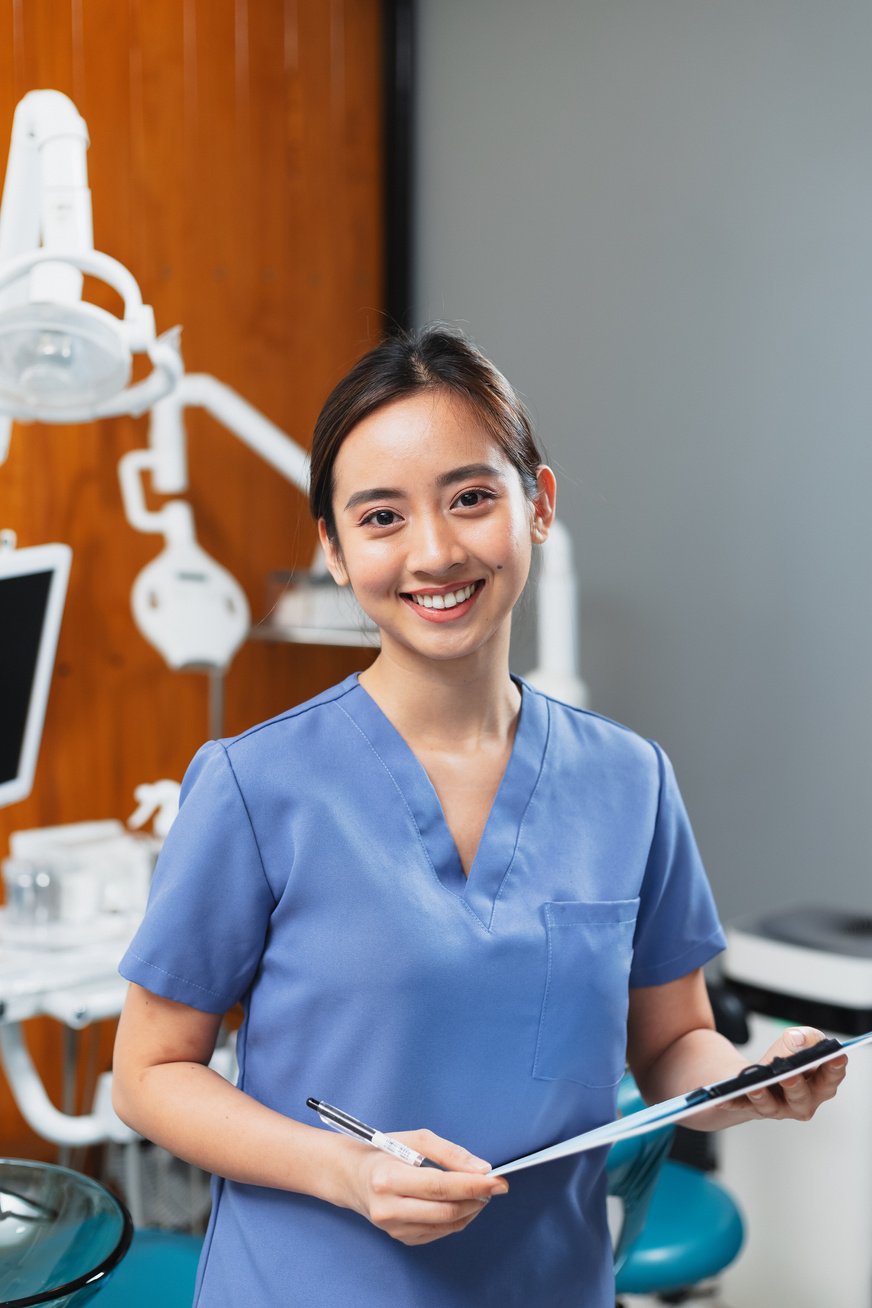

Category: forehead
[331, 391, 510, 488]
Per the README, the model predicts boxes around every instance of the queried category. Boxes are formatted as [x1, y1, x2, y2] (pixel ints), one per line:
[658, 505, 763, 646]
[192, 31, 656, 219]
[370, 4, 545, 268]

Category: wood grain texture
[0, 0, 382, 1159]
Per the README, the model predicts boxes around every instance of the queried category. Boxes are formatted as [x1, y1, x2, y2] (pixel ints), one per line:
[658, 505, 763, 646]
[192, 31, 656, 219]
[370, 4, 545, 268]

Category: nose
[406, 511, 466, 577]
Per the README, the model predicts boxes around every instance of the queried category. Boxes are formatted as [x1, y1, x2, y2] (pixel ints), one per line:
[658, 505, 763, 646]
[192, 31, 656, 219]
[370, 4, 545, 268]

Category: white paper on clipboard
[491, 1029, 872, 1177]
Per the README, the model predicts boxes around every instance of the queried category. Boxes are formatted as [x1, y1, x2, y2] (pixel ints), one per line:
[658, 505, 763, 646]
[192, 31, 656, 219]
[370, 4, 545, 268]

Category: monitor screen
[0, 543, 71, 808]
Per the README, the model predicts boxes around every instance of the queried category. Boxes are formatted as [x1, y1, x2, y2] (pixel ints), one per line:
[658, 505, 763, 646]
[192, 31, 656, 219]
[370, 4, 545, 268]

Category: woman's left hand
[721, 1025, 848, 1122]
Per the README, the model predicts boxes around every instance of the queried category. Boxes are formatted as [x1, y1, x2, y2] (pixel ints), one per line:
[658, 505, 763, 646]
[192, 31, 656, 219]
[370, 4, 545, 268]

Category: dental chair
[608, 1078, 745, 1305]
[79, 1229, 201, 1307]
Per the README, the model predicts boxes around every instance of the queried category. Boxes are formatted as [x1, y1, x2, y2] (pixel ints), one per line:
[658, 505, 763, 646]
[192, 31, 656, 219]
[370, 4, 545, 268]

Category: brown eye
[362, 509, 400, 527]
[454, 489, 493, 509]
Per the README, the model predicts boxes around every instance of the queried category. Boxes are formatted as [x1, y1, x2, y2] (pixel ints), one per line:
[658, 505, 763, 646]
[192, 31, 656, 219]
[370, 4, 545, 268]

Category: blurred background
[415, 1, 872, 932]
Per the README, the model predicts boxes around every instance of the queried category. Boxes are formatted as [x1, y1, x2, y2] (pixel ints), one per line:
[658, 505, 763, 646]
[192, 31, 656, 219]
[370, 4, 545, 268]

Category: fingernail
[786, 1027, 806, 1049]
[747, 1090, 766, 1102]
[471, 1160, 491, 1173]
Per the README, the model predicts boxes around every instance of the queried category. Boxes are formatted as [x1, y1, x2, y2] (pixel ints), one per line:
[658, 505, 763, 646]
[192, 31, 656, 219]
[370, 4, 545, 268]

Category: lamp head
[0, 300, 131, 410]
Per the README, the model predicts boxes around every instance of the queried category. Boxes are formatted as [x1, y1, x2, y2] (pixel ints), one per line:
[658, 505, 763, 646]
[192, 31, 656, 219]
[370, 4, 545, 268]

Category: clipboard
[491, 1029, 872, 1177]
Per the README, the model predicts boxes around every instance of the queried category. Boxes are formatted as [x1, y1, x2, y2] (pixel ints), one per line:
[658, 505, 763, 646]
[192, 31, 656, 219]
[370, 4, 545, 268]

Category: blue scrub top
[120, 675, 725, 1307]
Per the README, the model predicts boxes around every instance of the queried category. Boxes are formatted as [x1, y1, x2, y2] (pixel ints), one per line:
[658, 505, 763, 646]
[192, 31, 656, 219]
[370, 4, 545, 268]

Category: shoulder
[182, 674, 363, 794]
[223, 673, 360, 749]
[521, 679, 662, 776]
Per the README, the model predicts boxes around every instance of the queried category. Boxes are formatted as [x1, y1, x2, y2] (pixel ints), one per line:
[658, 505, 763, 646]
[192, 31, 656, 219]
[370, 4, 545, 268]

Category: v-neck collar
[336, 673, 550, 929]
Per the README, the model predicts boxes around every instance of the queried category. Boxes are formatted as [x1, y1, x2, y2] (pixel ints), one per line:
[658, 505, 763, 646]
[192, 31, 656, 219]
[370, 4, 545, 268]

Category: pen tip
[306, 1098, 319, 1111]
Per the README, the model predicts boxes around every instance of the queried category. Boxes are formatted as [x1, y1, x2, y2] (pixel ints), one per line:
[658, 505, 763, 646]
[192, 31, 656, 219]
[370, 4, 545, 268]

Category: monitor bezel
[0, 541, 72, 808]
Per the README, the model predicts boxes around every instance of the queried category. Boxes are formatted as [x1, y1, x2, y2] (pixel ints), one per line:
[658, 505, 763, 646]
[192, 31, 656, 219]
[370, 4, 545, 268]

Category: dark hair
[309, 325, 545, 540]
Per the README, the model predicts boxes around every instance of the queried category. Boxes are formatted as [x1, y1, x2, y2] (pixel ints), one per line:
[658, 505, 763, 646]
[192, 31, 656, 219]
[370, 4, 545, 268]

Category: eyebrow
[343, 463, 505, 512]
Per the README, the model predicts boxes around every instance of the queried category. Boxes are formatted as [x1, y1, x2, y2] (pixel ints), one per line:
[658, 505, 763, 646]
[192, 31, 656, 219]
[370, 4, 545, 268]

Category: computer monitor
[0, 542, 72, 808]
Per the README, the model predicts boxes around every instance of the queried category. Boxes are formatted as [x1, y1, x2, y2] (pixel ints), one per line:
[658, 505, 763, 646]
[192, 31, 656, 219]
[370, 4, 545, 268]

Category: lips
[400, 580, 485, 622]
[406, 581, 479, 610]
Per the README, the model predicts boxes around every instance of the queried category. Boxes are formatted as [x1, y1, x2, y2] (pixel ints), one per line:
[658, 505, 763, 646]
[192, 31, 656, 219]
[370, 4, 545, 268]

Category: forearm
[112, 1059, 362, 1207]
[631, 1021, 846, 1132]
[631, 1025, 760, 1131]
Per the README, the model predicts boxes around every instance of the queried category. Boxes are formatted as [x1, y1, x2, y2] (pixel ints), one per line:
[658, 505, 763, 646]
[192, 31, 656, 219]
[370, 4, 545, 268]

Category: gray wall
[414, 0, 872, 924]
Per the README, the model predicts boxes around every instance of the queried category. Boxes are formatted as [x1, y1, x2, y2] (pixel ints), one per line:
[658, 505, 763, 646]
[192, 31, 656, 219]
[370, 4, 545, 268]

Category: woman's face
[319, 389, 555, 672]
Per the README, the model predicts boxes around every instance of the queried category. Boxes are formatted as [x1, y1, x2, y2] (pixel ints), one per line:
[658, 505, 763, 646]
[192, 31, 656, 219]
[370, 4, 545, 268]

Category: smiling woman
[318, 384, 555, 671]
[112, 326, 846, 1308]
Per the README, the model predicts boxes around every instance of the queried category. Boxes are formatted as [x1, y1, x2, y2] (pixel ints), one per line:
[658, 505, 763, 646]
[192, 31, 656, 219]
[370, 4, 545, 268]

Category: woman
[113, 327, 846, 1307]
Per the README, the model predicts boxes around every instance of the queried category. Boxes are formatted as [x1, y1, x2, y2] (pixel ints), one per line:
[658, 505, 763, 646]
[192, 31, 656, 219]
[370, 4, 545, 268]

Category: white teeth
[409, 583, 477, 609]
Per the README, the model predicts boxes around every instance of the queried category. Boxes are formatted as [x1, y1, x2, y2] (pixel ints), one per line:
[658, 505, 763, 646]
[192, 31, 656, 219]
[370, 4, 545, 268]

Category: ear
[530, 466, 557, 544]
[317, 519, 350, 587]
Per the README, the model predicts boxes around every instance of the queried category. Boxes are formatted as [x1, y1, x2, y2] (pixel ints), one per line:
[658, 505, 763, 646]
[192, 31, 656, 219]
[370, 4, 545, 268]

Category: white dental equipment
[0, 533, 71, 808]
[523, 518, 588, 708]
[0, 90, 182, 457]
[0, 89, 373, 685]
[127, 779, 181, 842]
[3, 819, 156, 932]
[118, 447, 252, 673]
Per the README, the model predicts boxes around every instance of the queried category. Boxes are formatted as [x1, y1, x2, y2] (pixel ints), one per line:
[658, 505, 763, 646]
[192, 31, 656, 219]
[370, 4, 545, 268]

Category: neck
[359, 643, 520, 751]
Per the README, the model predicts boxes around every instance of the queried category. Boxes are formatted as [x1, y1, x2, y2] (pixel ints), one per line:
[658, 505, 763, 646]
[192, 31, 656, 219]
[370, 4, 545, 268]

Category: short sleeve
[629, 743, 726, 988]
[119, 741, 277, 1012]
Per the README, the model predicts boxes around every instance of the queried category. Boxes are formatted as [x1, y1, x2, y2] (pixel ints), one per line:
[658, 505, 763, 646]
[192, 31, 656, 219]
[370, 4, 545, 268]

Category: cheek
[495, 511, 534, 565]
[339, 543, 396, 595]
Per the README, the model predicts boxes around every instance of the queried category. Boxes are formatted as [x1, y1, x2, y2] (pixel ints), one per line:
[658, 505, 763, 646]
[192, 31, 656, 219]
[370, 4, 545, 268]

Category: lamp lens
[0, 303, 131, 409]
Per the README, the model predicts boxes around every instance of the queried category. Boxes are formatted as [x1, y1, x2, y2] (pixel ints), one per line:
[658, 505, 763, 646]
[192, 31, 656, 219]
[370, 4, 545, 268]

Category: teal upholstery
[608, 1076, 744, 1296]
[615, 1160, 744, 1296]
[87, 1230, 202, 1307]
[608, 1117, 676, 1273]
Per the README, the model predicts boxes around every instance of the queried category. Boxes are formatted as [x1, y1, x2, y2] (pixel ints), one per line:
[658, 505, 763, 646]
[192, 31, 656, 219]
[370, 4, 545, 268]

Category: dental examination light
[118, 436, 251, 673]
[119, 371, 377, 685]
[0, 89, 182, 462]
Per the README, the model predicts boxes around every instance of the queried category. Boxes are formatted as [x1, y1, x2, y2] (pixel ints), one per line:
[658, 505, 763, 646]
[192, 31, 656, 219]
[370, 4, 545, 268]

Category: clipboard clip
[685, 1035, 844, 1105]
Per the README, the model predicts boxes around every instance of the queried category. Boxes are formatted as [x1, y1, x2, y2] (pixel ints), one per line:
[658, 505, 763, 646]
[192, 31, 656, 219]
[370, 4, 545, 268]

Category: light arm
[146, 372, 310, 496]
[0, 89, 91, 309]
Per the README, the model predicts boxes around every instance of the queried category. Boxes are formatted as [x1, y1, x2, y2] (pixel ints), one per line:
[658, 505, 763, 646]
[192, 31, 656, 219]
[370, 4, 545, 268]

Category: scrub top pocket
[533, 898, 640, 1089]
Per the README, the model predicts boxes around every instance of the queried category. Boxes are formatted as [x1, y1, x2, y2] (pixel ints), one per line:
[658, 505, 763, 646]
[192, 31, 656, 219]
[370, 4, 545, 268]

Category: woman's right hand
[341, 1128, 509, 1245]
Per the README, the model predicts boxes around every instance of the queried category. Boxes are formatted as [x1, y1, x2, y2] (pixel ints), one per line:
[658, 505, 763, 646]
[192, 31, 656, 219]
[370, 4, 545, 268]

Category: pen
[306, 1098, 445, 1170]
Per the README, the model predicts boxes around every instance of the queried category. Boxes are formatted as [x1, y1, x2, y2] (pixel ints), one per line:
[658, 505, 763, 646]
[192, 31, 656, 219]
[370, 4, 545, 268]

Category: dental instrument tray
[255, 568, 378, 648]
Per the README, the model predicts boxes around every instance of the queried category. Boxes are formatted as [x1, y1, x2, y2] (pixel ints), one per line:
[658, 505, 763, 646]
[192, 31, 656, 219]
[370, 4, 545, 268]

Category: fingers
[369, 1188, 493, 1235]
[399, 1128, 492, 1175]
[358, 1130, 509, 1245]
[369, 1157, 507, 1204]
[772, 1025, 824, 1059]
[743, 1026, 848, 1122]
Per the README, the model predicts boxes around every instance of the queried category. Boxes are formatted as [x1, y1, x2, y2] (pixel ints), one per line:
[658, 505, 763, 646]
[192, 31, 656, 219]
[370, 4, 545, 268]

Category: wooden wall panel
[0, 0, 382, 1158]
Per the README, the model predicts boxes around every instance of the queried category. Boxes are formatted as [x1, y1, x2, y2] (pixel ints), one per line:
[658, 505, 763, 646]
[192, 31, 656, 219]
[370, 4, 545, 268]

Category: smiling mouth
[403, 580, 484, 611]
